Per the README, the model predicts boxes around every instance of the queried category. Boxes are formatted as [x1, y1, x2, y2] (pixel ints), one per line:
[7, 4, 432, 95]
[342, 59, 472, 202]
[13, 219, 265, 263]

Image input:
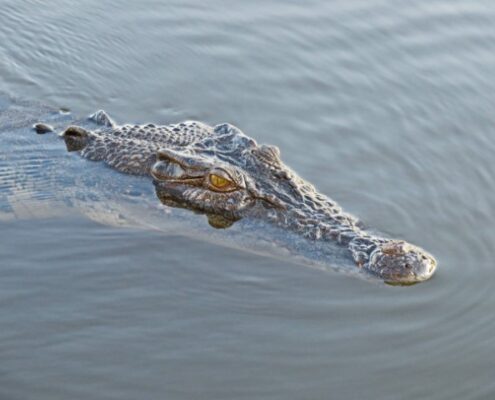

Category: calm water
[1, 0, 495, 399]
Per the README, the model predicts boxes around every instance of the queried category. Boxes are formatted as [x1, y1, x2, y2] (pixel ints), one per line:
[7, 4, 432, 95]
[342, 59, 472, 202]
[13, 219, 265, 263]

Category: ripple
[2, 0, 495, 398]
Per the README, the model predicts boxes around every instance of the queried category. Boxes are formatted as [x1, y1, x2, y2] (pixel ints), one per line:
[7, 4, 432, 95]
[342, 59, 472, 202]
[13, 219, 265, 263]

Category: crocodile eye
[209, 174, 232, 189]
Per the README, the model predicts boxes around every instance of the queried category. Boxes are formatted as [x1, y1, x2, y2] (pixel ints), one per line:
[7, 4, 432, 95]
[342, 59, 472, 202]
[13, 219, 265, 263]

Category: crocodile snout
[368, 241, 437, 285]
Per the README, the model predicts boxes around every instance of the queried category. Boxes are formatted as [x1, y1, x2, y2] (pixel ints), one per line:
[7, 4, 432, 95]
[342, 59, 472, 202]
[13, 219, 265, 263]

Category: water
[1, 0, 495, 398]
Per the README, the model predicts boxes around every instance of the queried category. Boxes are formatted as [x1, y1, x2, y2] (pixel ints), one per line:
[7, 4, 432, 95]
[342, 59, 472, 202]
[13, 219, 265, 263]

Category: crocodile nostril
[428, 263, 435, 274]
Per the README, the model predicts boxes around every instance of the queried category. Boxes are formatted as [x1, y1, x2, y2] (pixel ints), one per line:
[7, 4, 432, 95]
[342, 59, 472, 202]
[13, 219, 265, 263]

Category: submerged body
[49, 110, 436, 284]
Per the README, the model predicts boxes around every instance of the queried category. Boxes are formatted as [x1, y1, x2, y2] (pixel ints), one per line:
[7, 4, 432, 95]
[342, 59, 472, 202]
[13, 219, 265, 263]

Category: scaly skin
[55, 110, 437, 284]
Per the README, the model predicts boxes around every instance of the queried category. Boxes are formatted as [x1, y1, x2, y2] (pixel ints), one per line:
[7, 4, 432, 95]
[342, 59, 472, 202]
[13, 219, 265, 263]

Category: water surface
[1, 0, 495, 399]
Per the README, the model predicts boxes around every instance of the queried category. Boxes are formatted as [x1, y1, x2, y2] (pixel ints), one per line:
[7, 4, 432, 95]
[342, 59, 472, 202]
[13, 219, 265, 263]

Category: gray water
[1, 0, 495, 399]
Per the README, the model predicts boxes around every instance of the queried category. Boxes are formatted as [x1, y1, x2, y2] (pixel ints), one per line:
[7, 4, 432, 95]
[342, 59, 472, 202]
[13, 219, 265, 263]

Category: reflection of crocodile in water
[35, 109, 437, 284]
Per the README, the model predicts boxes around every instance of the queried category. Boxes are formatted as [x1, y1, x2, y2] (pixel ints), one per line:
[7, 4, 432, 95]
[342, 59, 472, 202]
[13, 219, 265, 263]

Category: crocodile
[38, 110, 437, 284]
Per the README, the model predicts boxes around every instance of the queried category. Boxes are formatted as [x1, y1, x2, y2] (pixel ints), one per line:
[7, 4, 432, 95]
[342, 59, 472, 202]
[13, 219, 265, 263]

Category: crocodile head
[151, 123, 290, 225]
